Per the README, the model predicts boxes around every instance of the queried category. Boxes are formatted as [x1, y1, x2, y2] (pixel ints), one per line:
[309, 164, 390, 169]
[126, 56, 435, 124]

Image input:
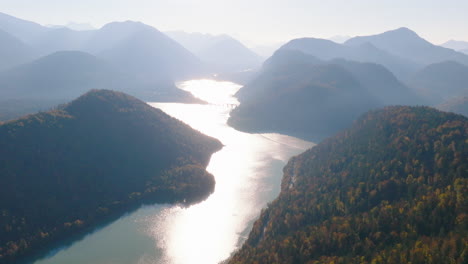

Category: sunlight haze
[1, 0, 467, 46]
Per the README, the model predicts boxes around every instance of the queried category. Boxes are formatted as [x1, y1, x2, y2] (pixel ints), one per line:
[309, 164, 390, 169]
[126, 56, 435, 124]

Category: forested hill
[228, 106, 468, 264]
[0, 90, 222, 263]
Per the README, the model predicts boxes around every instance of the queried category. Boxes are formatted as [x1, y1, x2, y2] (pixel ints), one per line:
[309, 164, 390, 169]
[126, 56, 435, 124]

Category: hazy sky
[1, 0, 467, 46]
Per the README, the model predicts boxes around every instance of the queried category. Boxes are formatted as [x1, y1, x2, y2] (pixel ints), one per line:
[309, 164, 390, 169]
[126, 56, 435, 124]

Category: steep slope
[230, 50, 421, 141]
[81, 21, 149, 54]
[0, 51, 126, 101]
[229, 50, 380, 141]
[0, 12, 49, 42]
[198, 37, 263, 71]
[346, 27, 468, 67]
[331, 59, 423, 105]
[280, 37, 418, 79]
[0, 90, 222, 263]
[437, 96, 468, 117]
[229, 106, 468, 264]
[407, 61, 468, 104]
[87, 21, 203, 81]
[0, 29, 35, 70]
[167, 31, 263, 72]
[0, 51, 202, 120]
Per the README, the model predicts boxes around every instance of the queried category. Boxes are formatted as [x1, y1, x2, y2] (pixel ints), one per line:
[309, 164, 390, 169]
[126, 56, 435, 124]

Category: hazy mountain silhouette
[461, 49, 468, 55]
[437, 96, 468, 117]
[441, 40, 468, 51]
[0, 51, 203, 121]
[230, 49, 424, 140]
[280, 37, 418, 79]
[0, 90, 222, 264]
[0, 29, 35, 70]
[197, 37, 263, 71]
[229, 50, 381, 141]
[407, 61, 468, 104]
[29, 27, 94, 56]
[0, 13, 204, 81]
[0, 51, 128, 101]
[345, 27, 468, 67]
[167, 31, 263, 72]
[81, 21, 149, 54]
[0, 12, 49, 43]
[89, 22, 203, 81]
[331, 58, 423, 105]
[228, 106, 468, 264]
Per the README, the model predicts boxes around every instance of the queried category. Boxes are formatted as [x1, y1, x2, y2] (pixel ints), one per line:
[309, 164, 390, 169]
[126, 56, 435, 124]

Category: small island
[0, 90, 223, 263]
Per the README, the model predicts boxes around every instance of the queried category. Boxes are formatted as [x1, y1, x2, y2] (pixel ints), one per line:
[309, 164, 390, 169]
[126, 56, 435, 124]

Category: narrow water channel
[34, 79, 315, 264]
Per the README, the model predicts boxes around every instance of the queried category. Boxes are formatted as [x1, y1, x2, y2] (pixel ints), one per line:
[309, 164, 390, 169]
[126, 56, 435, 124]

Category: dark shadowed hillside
[229, 106, 468, 264]
[229, 57, 379, 141]
[229, 49, 421, 141]
[331, 59, 423, 105]
[0, 90, 222, 264]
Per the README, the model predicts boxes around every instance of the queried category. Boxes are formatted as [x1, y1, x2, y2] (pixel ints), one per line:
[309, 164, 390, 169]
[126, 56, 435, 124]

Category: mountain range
[0, 12, 213, 120]
[229, 49, 422, 141]
[279, 34, 418, 80]
[279, 27, 468, 80]
[0, 50, 203, 121]
[166, 31, 263, 73]
[345, 27, 468, 67]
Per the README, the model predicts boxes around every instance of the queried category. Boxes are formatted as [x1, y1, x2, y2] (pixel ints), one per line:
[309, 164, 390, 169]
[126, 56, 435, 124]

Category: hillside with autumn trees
[228, 106, 468, 264]
[0, 90, 222, 264]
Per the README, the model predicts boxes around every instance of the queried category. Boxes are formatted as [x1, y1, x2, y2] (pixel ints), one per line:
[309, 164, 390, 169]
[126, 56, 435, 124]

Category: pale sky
[1, 0, 467, 46]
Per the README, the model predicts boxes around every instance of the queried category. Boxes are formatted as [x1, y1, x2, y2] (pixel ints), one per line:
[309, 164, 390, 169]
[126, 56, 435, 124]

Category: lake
[34, 79, 315, 264]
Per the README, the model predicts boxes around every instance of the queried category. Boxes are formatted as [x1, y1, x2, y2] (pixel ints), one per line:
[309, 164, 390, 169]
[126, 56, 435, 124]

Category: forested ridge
[228, 106, 468, 264]
[0, 90, 222, 263]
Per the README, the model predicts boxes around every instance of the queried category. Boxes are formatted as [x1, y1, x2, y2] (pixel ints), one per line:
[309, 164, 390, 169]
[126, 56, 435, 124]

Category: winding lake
[34, 79, 315, 264]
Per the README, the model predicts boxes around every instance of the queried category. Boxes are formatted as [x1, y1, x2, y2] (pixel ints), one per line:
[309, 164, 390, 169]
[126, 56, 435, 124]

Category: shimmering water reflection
[34, 80, 315, 264]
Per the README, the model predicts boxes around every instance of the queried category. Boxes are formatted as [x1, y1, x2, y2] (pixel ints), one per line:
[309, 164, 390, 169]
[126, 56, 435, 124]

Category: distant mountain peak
[393, 26, 416, 33]
[348, 27, 421, 44]
[99, 20, 155, 33]
[386, 27, 421, 38]
[345, 27, 468, 67]
[441, 40, 468, 51]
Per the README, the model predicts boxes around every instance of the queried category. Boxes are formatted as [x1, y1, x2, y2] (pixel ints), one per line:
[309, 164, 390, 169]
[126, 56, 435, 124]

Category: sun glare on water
[177, 79, 241, 105]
